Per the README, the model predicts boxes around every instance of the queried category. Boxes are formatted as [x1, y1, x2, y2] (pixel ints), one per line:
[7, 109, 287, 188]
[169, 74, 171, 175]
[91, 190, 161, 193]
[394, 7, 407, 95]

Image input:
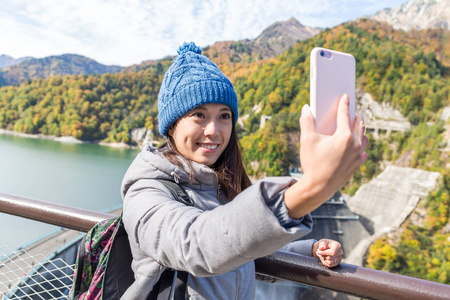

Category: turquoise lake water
[0, 134, 139, 251]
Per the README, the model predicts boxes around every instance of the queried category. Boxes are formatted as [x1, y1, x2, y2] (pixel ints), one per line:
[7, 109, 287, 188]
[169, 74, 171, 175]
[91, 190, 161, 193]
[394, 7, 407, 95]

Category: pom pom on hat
[177, 42, 202, 55]
[157, 42, 238, 137]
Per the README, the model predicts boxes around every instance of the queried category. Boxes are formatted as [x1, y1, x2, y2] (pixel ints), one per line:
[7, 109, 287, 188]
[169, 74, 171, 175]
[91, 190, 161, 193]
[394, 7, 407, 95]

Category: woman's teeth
[200, 144, 218, 150]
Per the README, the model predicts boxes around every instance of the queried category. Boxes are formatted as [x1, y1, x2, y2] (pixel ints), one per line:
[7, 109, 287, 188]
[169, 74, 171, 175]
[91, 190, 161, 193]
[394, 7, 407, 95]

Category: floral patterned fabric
[69, 216, 122, 300]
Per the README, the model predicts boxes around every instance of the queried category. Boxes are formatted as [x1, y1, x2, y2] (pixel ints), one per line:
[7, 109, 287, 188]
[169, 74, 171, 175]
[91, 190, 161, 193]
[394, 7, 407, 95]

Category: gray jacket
[121, 145, 314, 299]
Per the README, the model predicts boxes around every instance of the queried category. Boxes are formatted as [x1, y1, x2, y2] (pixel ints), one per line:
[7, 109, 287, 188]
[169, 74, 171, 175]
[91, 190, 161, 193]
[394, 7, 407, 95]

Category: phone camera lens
[320, 51, 325, 57]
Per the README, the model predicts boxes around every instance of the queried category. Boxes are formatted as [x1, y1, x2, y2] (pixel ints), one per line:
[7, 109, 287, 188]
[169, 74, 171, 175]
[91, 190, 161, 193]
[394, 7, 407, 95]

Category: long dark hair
[160, 122, 251, 201]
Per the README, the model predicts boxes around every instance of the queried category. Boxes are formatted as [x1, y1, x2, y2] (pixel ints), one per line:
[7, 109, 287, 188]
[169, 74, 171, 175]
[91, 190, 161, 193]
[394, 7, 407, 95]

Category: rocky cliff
[357, 92, 411, 137]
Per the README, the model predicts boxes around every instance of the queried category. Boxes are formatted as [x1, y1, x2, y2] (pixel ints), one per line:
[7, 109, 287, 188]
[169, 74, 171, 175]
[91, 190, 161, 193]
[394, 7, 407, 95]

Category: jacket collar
[143, 145, 218, 188]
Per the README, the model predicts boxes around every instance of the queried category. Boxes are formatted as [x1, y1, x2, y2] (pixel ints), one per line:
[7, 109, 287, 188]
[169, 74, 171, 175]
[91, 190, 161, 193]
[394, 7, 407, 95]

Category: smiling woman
[112, 41, 360, 299]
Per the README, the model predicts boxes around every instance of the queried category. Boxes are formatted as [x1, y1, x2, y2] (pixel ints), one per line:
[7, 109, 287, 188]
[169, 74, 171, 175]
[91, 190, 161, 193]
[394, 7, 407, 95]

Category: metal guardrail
[1, 192, 449, 300]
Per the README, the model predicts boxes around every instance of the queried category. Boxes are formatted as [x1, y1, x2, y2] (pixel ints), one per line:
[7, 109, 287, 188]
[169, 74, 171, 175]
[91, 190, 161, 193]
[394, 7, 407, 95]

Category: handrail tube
[1, 192, 449, 300]
[0, 192, 111, 232]
[255, 252, 449, 300]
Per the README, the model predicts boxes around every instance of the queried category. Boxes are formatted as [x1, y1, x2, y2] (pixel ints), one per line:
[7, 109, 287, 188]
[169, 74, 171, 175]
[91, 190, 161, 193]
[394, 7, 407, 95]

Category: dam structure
[345, 165, 441, 265]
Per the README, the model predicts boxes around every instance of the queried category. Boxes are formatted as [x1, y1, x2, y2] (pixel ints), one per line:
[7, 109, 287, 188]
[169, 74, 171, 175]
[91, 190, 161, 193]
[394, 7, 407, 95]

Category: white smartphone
[310, 47, 356, 135]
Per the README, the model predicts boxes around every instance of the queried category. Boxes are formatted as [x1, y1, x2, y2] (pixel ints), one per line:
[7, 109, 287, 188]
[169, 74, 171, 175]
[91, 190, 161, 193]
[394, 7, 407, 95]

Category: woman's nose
[204, 121, 219, 137]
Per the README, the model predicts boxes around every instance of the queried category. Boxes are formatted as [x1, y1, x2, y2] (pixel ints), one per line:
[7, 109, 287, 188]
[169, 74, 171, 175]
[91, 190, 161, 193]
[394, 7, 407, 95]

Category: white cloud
[0, 0, 409, 66]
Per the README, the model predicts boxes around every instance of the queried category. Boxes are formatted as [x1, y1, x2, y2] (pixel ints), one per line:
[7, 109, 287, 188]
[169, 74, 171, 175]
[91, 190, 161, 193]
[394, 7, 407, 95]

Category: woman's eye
[191, 112, 203, 118]
[220, 113, 231, 119]
[192, 112, 205, 118]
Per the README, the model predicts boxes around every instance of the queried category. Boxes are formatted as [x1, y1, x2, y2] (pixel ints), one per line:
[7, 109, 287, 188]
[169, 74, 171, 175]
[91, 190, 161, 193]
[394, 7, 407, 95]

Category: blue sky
[0, 0, 409, 66]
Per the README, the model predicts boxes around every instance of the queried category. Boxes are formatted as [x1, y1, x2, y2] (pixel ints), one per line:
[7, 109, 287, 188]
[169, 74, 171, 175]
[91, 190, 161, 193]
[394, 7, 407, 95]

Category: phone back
[310, 47, 356, 135]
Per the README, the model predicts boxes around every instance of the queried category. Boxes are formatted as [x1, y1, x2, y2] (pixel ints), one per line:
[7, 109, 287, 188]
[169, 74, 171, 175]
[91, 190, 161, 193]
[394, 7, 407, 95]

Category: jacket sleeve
[279, 239, 316, 256]
[123, 176, 313, 277]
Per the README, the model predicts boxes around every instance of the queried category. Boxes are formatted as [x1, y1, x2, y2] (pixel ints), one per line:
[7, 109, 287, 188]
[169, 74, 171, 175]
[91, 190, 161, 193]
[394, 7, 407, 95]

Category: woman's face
[168, 103, 233, 166]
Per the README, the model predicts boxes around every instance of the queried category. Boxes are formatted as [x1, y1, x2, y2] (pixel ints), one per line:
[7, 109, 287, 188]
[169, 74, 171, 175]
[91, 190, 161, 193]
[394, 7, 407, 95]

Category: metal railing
[1, 192, 449, 300]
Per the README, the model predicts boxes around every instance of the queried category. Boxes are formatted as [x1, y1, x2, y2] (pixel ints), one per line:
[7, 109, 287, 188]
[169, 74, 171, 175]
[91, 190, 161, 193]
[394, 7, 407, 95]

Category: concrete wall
[345, 165, 441, 265]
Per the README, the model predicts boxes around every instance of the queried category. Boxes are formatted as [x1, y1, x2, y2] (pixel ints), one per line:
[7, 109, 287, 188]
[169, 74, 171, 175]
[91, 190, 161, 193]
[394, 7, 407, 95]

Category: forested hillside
[0, 59, 170, 142]
[233, 20, 449, 179]
[0, 20, 448, 175]
[0, 18, 448, 283]
[0, 20, 448, 172]
[0, 54, 123, 87]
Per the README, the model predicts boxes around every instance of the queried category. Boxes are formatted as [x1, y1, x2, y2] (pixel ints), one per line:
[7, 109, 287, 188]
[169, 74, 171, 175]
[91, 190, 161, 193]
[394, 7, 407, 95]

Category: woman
[121, 42, 368, 299]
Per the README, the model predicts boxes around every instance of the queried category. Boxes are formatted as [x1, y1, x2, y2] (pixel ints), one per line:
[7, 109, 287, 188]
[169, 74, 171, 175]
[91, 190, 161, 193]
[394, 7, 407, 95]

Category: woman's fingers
[317, 253, 343, 267]
[353, 113, 364, 137]
[335, 94, 351, 135]
[324, 256, 342, 267]
[315, 239, 344, 257]
[299, 104, 316, 138]
[351, 114, 369, 164]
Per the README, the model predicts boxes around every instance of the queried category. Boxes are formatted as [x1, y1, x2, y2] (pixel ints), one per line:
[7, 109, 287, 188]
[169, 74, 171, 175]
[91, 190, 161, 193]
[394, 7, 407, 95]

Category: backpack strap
[152, 179, 192, 299]
[157, 179, 194, 206]
[172, 270, 189, 299]
[154, 269, 175, 300]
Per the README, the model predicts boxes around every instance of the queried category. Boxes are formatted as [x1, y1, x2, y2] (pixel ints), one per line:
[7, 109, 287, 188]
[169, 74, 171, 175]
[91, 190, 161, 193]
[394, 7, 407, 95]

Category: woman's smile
[198, 143, 219, 150]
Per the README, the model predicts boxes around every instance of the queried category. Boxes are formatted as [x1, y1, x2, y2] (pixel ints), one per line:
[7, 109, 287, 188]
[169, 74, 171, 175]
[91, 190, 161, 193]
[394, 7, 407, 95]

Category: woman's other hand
[312, 239, 343, 268]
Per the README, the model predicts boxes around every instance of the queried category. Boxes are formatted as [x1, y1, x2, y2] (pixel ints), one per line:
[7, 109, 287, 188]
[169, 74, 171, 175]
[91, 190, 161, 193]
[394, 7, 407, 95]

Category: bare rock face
[345, 165, 441, 265]
[441, 106, 450, 122]
[370, 0, 450, 31]
[130, 127, 148, 145]
[357, 92, 411, 136]
[358, 93, 407, 122]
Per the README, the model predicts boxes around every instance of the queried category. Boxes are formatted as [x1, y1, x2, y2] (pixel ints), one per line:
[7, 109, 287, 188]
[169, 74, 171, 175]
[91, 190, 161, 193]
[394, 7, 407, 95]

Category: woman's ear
[168, 118, 181, 137]
[168, 124, 174, 137]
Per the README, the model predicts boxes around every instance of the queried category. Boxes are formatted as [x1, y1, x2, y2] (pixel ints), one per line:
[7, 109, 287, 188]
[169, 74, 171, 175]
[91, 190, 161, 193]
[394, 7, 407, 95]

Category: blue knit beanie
[157, 42, 239, 137]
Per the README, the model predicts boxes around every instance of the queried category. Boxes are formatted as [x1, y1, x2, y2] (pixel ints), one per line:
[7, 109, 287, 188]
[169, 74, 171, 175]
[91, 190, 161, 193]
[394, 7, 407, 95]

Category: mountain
[0, 54, 123, 86]
[124, 17, 321, 74]
[241, 17, 321, 59]
[0, 55, 15, 69]
[203, 17, 320, 65]
[0, 55, 33, 69]
[370, 0, 450, 31]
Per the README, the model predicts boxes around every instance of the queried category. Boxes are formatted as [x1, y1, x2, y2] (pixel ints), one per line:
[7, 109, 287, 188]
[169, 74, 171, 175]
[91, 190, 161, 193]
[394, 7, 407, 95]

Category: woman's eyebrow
[193, 105, 207, 110]
[194, 105, 231, 112]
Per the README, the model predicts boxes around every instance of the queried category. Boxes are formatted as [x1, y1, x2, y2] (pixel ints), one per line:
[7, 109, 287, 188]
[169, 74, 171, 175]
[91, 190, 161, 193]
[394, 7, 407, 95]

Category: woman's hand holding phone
[284, 94, 368, 219]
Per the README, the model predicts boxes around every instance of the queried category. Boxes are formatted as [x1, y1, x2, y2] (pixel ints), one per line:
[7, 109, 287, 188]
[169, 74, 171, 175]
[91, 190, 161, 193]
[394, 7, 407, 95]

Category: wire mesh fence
[0, 246, 74, 300]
